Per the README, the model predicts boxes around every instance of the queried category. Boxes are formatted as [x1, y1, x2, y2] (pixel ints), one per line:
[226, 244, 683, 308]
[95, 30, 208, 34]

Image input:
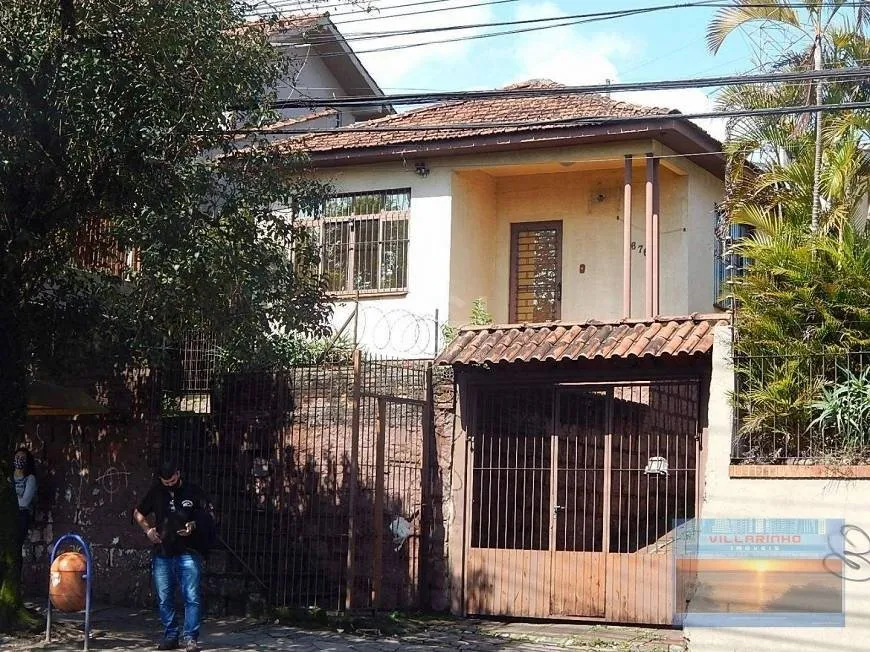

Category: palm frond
[707, 1, 802, 54]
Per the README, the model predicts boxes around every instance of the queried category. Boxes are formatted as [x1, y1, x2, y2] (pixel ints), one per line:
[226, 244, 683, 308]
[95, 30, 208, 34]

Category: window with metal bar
[310, 189, 410, 295]
[713, 205, 748, 310]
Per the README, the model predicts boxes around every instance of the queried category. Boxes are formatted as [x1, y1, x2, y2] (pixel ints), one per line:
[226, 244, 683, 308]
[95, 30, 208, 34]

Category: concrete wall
[686, 325, 870, 651]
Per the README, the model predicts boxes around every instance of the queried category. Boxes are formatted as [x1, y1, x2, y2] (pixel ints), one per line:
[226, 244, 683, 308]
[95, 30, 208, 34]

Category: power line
[247, 0, 523, 23]
[305, 2, 869, 59]
[217, 100, 870, 136]
[263, 66, 870, 109]
[254, 1, 868, 48]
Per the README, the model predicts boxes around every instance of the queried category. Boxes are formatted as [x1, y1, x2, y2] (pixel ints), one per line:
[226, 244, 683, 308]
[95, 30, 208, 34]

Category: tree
[707, 0, 870, 230]
[0, 1, 334, 626]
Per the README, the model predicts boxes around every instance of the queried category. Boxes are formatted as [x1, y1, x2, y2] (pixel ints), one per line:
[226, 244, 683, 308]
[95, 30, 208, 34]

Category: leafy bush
[440, 298, 493, 347]
[809, 366, 870, 452]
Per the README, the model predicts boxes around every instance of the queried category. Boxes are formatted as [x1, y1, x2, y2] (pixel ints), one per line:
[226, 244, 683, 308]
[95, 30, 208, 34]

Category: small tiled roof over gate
[435, 314, 728, 366]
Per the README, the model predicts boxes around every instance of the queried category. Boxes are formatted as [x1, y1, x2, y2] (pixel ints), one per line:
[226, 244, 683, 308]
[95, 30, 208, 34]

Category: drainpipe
[623, 155, 632, 319]
[645, 153, 654, 318]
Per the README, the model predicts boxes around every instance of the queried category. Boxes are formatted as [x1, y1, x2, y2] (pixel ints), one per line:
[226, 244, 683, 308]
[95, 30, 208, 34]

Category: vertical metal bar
[372, 397, 387, 609]
[602, 389, 613, 556]
[645, 152, 655, 318]
[652, 157, 661, 317]
[418, 362, 433, 609]
[623, 154, 633, 318]
[345, 349, 363, 609]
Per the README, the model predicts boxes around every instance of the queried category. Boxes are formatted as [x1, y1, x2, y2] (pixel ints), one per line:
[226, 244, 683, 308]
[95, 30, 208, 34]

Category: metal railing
[159, 349, 434, 611]
[732, 351, 870, 464]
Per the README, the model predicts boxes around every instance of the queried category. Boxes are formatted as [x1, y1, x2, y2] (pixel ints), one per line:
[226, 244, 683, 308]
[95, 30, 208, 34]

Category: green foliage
[470, 298, 494, 327]
[810, 366, 870, 451]
[441, 298, 493, 347]
[0, 0, 335, 380]
[711, 6, 870, 461]
[215, 332, 356, 371]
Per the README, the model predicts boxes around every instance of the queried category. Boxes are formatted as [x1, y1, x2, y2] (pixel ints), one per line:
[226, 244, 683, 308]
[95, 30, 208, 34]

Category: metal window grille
[713, 205, 747, 310]
[313, 189, 410, 295]
[72, 217, 139, 276]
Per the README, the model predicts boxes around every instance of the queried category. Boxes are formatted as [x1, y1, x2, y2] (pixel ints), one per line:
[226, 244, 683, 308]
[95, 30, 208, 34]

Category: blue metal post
[45, 533, 94, 652]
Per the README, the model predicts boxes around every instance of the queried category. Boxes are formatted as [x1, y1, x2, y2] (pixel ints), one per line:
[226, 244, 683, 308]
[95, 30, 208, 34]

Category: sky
[259, 0, 788, 141]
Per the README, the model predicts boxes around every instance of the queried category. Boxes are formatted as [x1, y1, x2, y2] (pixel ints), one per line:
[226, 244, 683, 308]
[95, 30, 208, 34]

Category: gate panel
[465, 379, 700, 625]
[467, 387, 552, 617]
[606, 382, 699, 624]
[551, 389, 608, 617]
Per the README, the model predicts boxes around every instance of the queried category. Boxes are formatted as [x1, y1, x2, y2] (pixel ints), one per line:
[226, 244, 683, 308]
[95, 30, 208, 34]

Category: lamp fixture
[414, 161, 430, 177]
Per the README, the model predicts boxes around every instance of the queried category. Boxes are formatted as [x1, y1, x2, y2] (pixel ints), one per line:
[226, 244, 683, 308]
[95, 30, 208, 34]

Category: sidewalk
[2, 605, 686, 651]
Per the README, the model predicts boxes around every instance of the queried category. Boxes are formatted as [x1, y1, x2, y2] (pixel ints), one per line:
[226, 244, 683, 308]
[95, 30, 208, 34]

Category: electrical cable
[259, 66, 870, 109]
[214, 100, 870, 136]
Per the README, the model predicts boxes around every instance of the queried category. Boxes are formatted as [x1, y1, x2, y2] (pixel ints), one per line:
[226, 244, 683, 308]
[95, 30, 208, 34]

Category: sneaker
[184, 639, 200, 652]
[157, 638, 179, 651]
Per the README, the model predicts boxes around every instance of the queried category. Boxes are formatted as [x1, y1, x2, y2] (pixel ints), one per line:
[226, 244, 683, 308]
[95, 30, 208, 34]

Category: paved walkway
[3, 606, 685, 651]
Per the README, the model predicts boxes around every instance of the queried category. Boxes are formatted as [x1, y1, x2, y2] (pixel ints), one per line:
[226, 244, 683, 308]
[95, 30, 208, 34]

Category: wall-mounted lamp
[415, 161, 430, 177]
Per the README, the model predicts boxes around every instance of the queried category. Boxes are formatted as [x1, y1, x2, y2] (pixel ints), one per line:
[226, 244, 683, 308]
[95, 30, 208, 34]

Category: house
[255, 14, 393, 133]
[279, 80, 731, 625]
[282, 79, 727, 357]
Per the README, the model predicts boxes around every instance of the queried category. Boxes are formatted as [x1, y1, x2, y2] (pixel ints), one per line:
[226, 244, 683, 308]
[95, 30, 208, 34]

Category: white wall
[687, 325, 870, 652]
[325, 163, 452, 358]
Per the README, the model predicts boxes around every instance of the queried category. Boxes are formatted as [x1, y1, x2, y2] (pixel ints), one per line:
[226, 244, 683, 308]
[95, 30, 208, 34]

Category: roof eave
[303, 118, 726, 178]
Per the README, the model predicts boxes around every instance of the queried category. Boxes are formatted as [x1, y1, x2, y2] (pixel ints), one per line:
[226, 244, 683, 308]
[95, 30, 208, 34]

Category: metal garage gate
[465, 380, 699, 624]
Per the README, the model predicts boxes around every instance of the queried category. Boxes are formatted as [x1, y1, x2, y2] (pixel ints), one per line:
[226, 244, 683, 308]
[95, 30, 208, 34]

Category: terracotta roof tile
[435, 314, 728, 366]
[279, 79, 677, 154]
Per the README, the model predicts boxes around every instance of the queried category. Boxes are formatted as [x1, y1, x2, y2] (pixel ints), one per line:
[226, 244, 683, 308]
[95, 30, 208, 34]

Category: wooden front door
[509, 221, 562, 323]
[465, 382, 700, 625]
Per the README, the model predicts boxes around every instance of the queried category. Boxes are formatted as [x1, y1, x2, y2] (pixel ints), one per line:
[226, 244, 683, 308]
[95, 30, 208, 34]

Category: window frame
[308, 188, 411, 297]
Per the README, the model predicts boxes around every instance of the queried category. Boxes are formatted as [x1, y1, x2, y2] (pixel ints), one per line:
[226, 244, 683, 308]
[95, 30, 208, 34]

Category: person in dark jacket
[133, 459, 213, 652]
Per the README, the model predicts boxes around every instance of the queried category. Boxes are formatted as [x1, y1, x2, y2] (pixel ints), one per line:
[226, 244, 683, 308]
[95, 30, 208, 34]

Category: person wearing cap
[133, 459, 213, 652]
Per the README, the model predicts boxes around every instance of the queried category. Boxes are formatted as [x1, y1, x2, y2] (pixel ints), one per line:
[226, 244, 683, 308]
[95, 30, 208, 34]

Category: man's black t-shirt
[136, 480, 213, 557]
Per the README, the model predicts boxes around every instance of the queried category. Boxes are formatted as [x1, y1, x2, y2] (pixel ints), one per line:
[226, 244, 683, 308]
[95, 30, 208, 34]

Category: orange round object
[49, 551, 87, 612]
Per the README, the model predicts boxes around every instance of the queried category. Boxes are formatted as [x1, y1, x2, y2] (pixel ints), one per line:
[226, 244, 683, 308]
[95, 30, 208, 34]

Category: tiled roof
[238, 14, 325, 36]
[282, 79, 679, 154]
[263, 109, 338, 130]
[435, 314, 728, 366]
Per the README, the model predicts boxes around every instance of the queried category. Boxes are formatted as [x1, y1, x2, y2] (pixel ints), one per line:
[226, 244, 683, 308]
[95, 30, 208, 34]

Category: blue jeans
[152, 553, 202, 642]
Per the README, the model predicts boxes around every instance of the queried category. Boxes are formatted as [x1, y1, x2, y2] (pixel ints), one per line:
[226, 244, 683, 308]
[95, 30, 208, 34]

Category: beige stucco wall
[686, 159, 722, 313]
[487, 164, 690, 323]
[449, 171, 497, 324]
[687, 325, 870, 651]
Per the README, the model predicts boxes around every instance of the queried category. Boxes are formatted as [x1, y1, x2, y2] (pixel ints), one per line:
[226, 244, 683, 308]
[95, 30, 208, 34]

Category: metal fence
[732, 351, 870, 463]
[159, 349, 434, 611]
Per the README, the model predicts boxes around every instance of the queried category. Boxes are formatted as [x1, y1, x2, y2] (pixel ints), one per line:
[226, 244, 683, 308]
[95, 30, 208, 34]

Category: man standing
[133, 459, 213, 652]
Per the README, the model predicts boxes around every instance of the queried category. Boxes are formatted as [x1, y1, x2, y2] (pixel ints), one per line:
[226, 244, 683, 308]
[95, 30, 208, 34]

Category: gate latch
[554, 504, 566, 513]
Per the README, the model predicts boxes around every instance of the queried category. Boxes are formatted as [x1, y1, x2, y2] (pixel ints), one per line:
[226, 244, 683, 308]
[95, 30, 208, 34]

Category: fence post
[419, 361, 434, 610]
[345, 348, 363, 610]
[372, 397, 387, 610]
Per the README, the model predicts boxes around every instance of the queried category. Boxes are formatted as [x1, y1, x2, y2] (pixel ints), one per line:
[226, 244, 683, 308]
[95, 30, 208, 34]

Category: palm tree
[707, 0, 870, 231]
